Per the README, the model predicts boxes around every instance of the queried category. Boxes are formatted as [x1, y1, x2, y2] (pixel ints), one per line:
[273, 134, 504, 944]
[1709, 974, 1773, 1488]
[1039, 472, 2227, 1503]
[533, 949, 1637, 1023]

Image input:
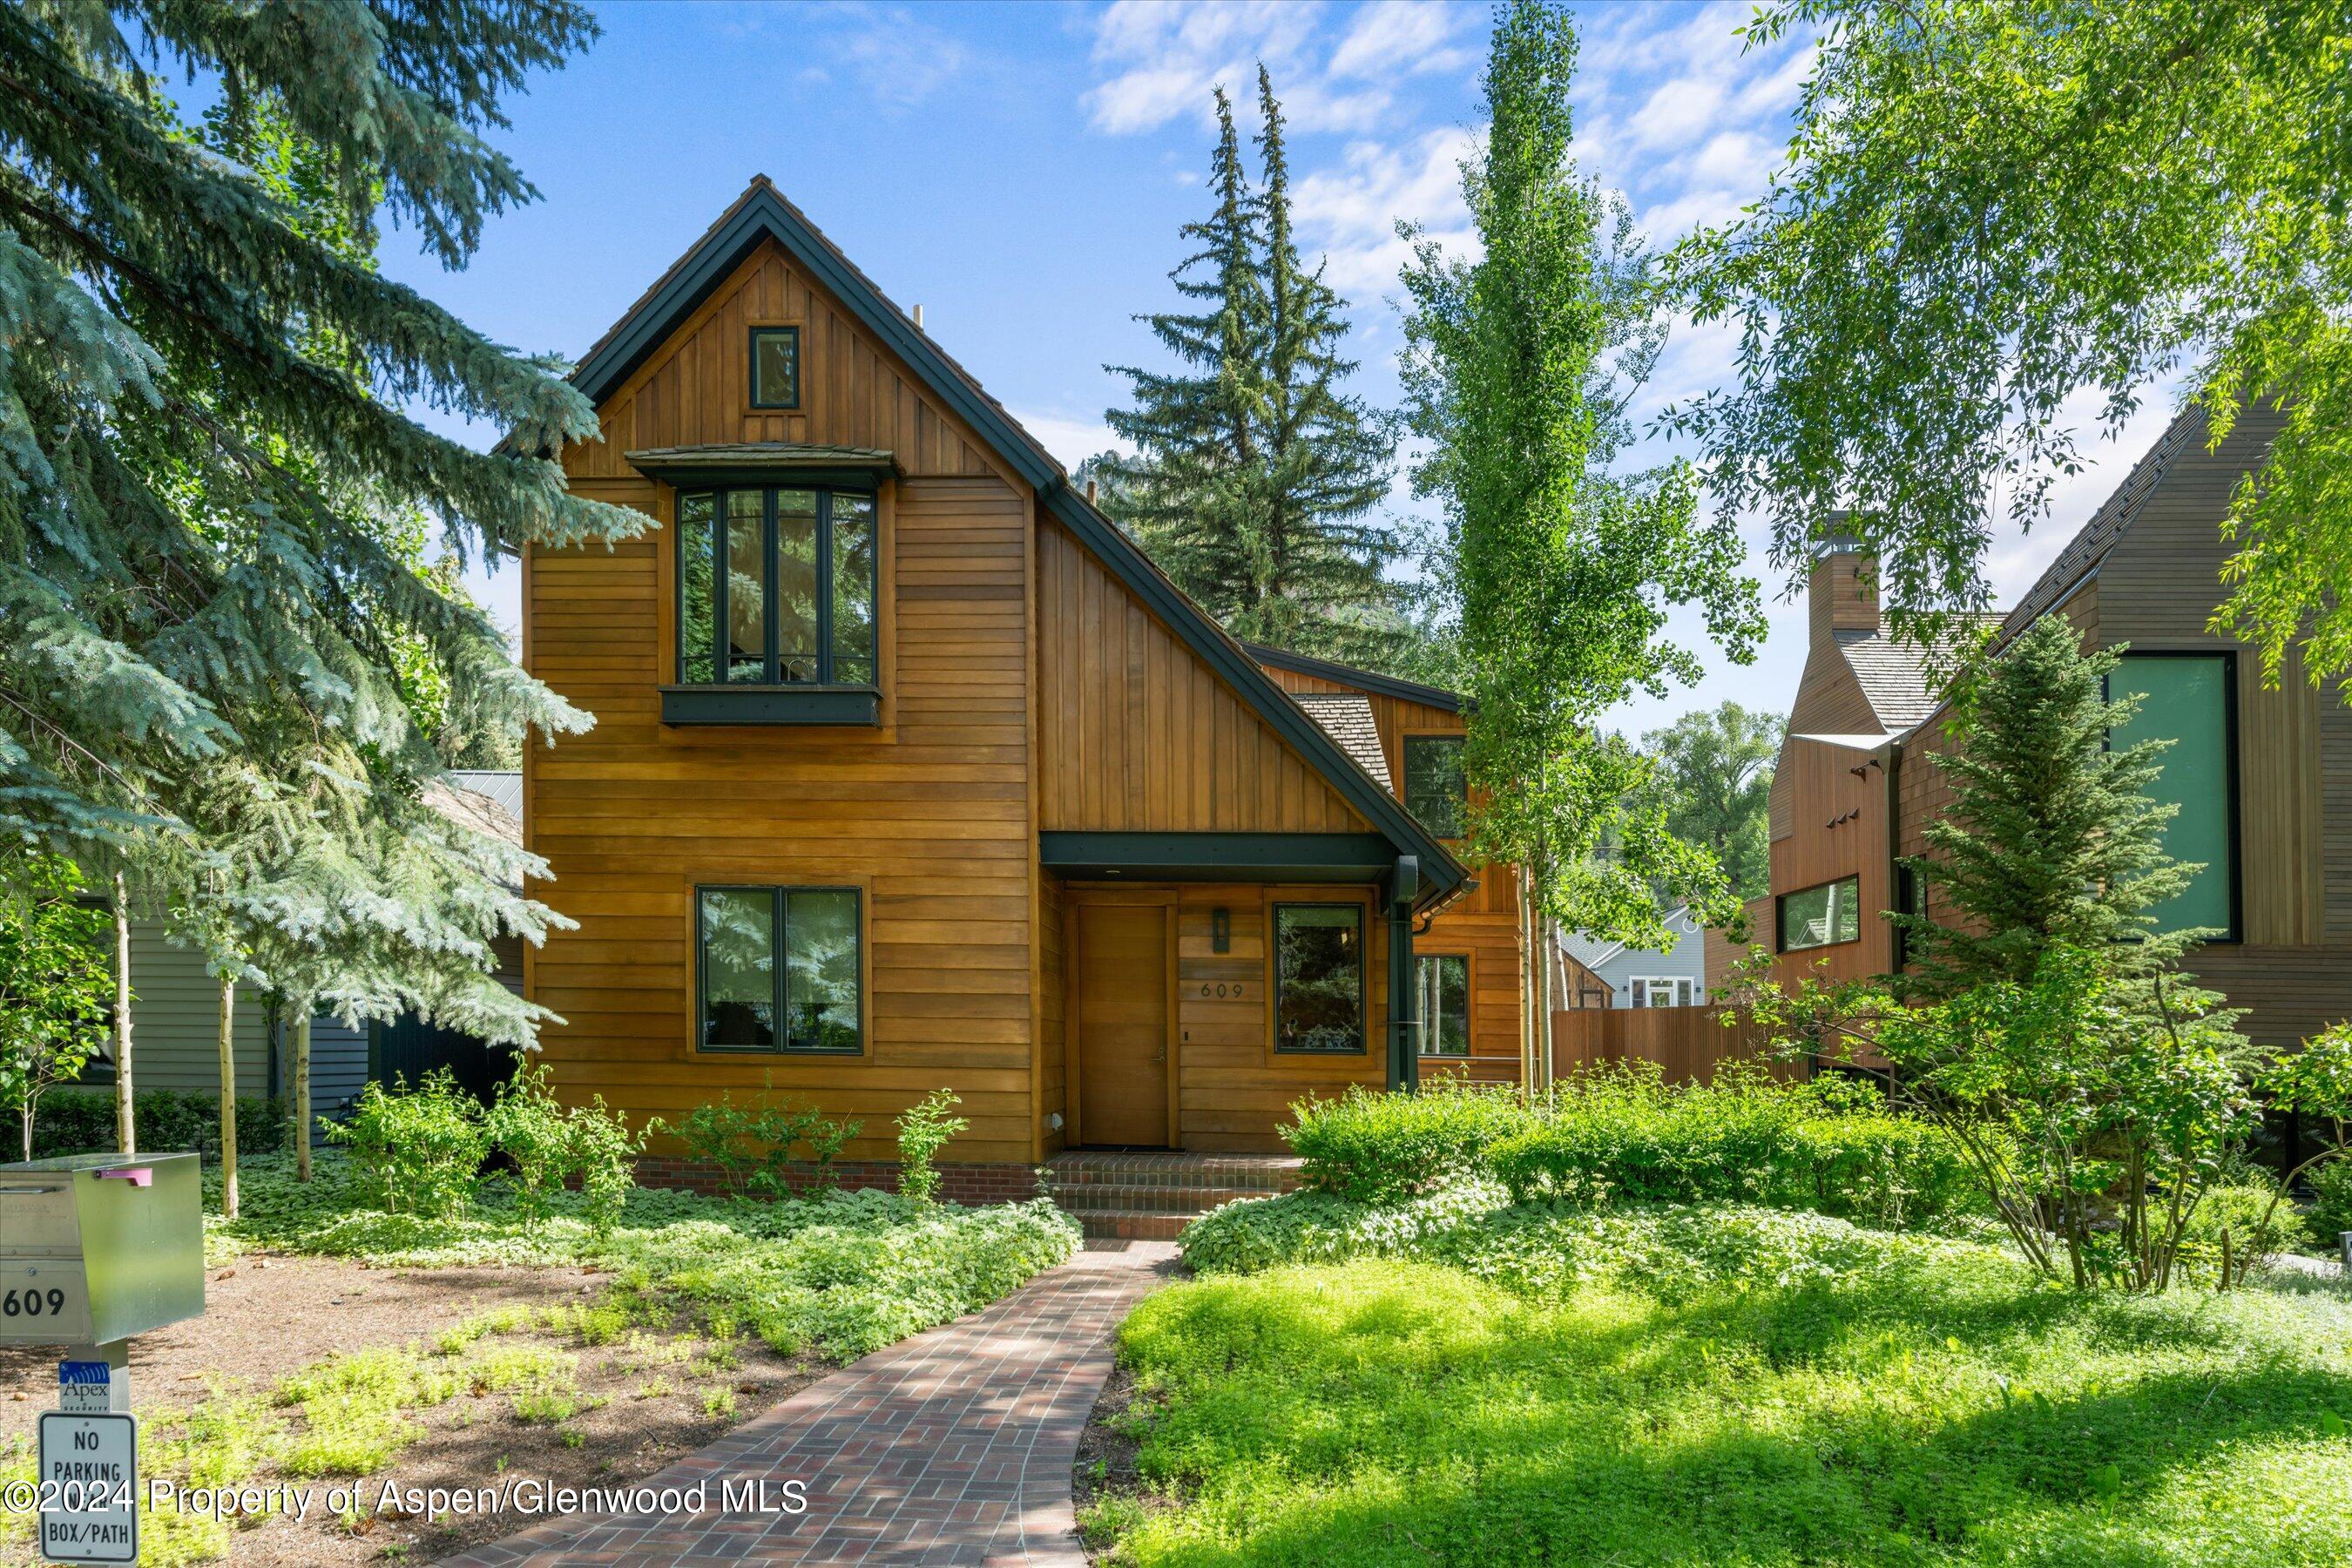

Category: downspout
[1389, 856, 1421, 1092]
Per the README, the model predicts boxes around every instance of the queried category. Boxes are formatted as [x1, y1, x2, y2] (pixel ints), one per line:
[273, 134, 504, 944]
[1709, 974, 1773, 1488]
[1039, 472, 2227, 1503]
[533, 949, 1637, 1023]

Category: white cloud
[1290, 126, 1477, 299]
[1328, 2, 1475, 82]
[1011, 409, 1131, 471]
[1083, 0, 1330, 133]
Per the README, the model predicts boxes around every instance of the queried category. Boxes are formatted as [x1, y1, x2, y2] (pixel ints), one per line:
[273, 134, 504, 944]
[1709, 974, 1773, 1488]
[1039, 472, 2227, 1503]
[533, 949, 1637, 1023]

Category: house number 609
[1200, 983, 1247, 999]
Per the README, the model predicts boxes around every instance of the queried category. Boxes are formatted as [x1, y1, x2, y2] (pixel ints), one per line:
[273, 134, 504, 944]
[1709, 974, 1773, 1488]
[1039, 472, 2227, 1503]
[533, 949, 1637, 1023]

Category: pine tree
[1893, 617, 2207, 1001]
[1105, 71, 1409, 666]
[0, 4, 621, 1051]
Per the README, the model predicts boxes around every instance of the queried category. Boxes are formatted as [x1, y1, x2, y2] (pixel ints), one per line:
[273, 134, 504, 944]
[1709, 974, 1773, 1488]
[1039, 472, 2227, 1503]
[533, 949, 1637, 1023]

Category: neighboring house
[86, 769, 527, 1125]
[1556, 906, 1710, 1009]
[1755, 402, 2352, 1056]
[514, 178, 1538, 1182]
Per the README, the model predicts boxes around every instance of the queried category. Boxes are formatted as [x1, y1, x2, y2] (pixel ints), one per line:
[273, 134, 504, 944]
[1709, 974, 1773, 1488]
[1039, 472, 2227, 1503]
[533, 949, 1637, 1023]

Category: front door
[1075, 903, 1171, 1147]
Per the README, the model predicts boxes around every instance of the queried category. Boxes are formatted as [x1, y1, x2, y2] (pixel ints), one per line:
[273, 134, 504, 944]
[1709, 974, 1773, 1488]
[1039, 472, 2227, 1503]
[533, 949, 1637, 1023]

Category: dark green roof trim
[659, 686, 880, 727]
[1243, 644, 1466, 713]
[1041, 832, 1396, 882]
[1044, 487, 1467, 907]
[626, 443, 898, 480]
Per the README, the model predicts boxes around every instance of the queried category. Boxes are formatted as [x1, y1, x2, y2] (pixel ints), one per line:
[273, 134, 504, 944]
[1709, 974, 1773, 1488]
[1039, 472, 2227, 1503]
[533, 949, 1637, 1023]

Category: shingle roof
[1835, 618, 1999, 732]
[1294, 694, 1392, 790]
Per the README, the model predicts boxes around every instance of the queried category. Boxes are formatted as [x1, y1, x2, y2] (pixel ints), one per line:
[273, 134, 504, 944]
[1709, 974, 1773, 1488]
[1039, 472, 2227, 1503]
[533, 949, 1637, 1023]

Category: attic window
[750, 327, 801, 409]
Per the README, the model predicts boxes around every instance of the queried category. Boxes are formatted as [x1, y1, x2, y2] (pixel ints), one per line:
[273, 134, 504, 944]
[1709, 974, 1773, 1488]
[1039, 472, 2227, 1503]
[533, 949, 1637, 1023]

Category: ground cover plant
[1093, 1243, 2352, 1567]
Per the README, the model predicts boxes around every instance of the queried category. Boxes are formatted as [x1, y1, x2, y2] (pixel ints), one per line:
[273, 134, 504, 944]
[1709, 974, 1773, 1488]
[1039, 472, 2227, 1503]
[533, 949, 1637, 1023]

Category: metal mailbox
[0, 1154, 203, 1346]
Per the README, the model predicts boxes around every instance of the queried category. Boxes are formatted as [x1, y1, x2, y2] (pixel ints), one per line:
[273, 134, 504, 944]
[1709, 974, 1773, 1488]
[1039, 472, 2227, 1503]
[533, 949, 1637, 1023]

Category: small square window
[751, 327, 801, 409]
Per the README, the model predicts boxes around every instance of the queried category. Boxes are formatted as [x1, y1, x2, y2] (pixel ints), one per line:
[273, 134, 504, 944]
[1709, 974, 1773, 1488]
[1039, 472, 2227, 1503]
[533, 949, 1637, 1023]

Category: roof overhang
[625, 443, 899, 488]
[1244, 643, 1466, 713]
[1040, 832, 1402, 884]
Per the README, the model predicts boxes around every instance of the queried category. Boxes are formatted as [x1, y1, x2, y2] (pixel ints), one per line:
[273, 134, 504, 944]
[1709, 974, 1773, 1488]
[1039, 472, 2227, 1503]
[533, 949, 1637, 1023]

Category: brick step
[1075, 1210, 1200, 1241]
[1044, 1183, 1280, 1213]
[1044, 1157, 1303, 1195]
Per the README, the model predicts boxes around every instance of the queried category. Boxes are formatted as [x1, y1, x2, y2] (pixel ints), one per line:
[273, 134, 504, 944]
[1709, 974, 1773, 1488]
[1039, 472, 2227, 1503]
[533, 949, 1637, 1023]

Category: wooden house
[1754, 402, 2352, 1056]
[516, 179, 1531, 1193]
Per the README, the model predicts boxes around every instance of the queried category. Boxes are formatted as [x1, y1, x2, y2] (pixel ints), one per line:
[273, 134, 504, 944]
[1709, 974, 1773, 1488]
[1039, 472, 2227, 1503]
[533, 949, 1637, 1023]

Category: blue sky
[395, 0, 2182, 739]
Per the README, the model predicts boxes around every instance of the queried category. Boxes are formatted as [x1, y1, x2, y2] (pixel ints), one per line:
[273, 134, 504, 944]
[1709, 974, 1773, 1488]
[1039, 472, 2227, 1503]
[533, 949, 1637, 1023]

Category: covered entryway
[1071, 901, 1173, 1147]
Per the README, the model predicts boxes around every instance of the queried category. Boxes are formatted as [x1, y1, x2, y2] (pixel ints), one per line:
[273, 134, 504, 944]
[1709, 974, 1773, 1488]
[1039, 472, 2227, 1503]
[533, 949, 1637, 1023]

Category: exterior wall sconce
[1212, 907, 1230, 953]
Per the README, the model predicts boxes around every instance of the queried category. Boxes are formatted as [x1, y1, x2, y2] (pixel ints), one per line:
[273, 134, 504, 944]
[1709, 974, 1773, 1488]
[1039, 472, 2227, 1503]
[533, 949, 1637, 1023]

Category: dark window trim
[1775, 874, 1862, 954]
[1272, 901, 1368, 1055]
[676, 483, 878, 691]
[660, 686, 880, 727]
[1412, 950, 1471, 1058]
[693, 883, 865, 1056]
[1401, 732, 1469, 841]
[2105, 648, 2243, 944]
[748, 325, 801, 409]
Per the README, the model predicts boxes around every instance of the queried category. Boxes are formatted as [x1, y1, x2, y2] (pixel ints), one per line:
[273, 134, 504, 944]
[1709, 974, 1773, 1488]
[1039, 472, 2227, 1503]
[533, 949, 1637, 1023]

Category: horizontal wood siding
[121, 921, 272, 1098]
[1037, 528, 1366, 833]
[529, 238, 1042, 1164]
[1038, 873, 1066, 1154]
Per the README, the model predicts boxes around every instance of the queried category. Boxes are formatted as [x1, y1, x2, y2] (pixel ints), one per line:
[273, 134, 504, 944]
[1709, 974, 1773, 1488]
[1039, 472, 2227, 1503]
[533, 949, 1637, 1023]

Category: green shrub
[1283, 1082, 1531, 1203]
[895, 1088, 967, 1204]
[2308, 1158, 2352, 1247]
[671, 1083, 860, 1200]
[2181, 1181, 2298, 1276]
[485, 1062, 653, 1233]
[34, 1086, 287, 1159]
[326, 1069, 487, 1217]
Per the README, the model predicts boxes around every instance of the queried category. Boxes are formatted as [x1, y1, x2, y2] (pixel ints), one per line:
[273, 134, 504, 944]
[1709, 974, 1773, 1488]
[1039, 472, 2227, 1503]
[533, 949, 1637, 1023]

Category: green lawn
[1094, 1207, 2352, 1567]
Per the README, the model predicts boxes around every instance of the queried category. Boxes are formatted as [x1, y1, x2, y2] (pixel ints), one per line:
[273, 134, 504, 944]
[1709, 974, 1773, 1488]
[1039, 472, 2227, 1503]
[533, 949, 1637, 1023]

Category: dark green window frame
[2106, 650, 2241, 943]
[694, 884, 864, 1055]
[676, 486, 877, 688]
[1402, 734, 1468, 838]
[749, 326, 801, 409]
[1273, 902, 1367, 1055]
[1413, 952, 1470, 1057]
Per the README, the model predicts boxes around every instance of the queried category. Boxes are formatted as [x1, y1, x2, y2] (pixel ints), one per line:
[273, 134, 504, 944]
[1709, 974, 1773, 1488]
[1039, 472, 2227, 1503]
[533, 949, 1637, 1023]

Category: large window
[1274, 903, 1364, 1053]
[677, 488, 875, 687]
[1402, 734, 1468, 838]
[1778, 875, 1860, 952]
[2111, 652, 2238, 939]
[750, 326, 801, 409]
[1414, 954, 1470, 1057]
[696, 885, 862, 1054]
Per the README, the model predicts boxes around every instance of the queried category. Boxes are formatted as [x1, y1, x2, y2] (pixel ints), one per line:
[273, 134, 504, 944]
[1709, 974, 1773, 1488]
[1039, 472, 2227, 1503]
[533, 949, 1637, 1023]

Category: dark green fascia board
[1041, 488, 1468, 908]
[1242, 643, 1467, 713]
[660, 686, 880, 727]
[632, 466, 890, 492]
[565, 187, 1061, 492]
[1041, 832, 1396, 882]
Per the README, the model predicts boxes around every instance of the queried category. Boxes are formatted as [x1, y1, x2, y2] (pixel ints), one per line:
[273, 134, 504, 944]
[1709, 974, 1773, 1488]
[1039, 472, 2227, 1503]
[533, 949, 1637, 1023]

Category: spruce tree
[1893, 616, 2207, 1000]
[1, 3, 622, 1049]
[1105, 71, 1409, 667]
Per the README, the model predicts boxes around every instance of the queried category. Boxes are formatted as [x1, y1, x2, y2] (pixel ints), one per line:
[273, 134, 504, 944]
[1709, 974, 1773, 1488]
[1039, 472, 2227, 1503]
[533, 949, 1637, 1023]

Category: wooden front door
[1074, 903, 1172, 1147]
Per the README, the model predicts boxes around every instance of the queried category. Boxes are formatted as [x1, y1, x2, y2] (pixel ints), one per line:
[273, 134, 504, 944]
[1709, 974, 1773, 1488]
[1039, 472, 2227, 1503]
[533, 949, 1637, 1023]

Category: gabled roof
[1558, 904, 1700, 970]
[545, 178, 1467, 908]
[1835, 618, 1998, 732]
[1294, 694, 1392, 789]
[1245, 644, 1466, 713]
[2001, 402, 2207, 637]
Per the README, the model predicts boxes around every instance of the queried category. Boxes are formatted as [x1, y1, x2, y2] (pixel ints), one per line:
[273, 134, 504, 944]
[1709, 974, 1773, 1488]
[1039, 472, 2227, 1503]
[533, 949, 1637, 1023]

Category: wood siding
[528, 236, 1044, 1164]
[1258, 666, 1527, 1085]
[1037, 526, 1366, 833]
[1767, 736, 1894, 987]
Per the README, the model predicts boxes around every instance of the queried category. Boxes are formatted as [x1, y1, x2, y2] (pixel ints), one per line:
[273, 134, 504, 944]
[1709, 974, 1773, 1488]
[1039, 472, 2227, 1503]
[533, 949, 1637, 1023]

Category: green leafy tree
[1105, 71, 1410, 669]
[1398, 0, 1763, 1009]
[1639, 703, 1781, 902]
[1666, 0, 2352, 690]
[1, 3, 625, 1063]
[0, 855, 111, 1160]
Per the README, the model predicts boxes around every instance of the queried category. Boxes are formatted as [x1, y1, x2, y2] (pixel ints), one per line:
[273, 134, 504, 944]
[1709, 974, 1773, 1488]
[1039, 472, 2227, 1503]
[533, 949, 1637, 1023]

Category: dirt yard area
[0, 1251, 824, 1565]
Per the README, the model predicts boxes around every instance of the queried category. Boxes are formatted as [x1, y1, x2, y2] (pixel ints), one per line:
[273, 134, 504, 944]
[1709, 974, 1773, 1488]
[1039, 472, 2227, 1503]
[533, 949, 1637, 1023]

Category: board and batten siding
[1256, 665, 1526, 1084]
[526, 237, 1043, 1164]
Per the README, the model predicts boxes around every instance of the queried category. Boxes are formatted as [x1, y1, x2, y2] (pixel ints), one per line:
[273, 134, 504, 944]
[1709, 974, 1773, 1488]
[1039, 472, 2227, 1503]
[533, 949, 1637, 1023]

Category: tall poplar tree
[1106, 70, 1409, 667]
[1400, 1, 1762, 1057]
[1, 3, 625, 1051]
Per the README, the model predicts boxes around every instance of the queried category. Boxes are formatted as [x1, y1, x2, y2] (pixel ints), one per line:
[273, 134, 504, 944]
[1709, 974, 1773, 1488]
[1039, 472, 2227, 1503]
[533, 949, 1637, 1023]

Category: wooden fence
[1549, 1005, 1790, 1084]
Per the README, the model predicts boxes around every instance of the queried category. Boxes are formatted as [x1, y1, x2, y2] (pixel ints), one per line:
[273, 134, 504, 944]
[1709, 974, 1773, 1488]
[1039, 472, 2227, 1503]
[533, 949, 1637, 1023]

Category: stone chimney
[1808, 514, 1880, 645]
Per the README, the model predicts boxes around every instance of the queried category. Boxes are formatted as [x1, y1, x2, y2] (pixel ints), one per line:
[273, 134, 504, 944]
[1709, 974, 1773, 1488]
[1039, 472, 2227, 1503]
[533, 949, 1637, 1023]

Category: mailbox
[0, 1153, 203, 1346]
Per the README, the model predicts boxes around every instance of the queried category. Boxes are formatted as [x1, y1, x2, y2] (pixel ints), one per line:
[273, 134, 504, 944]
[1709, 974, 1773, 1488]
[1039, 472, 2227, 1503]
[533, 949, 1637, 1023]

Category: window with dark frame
[1402, 734, 1468, 838]
[696, 885, 862, 1054]
[2109, 652, 2240, 941]
[677, 487, 876, 687]
[1274, 902, 1364, 1053]
[1777, 875, 1860, 952]
[1414, 953, 1470, 1056]
[750, 326, 801, 409]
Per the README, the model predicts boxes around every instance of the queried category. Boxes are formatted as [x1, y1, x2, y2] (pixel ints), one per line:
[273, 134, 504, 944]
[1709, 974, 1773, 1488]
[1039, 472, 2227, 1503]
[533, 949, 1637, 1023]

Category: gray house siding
[1560, 906, 1710, 1007]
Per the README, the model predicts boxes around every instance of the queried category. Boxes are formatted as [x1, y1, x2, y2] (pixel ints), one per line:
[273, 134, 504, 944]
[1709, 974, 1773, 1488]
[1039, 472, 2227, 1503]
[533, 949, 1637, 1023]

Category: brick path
[443, 1240, 1178, 1567]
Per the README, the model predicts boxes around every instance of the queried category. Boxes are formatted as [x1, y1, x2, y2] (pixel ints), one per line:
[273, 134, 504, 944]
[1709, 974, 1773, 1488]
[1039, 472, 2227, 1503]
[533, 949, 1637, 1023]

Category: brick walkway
[443, 1240, 1178, 1567]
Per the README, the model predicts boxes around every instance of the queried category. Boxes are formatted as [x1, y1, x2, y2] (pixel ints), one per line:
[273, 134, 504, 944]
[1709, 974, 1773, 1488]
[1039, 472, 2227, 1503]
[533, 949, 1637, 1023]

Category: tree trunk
[293, 1012, 312, 1183]
[217, 975, 239, 1220]
[1537, 916, 1557, 1098]
[20, 1103, 30, 1163]
[112, 872, 133, 1158]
